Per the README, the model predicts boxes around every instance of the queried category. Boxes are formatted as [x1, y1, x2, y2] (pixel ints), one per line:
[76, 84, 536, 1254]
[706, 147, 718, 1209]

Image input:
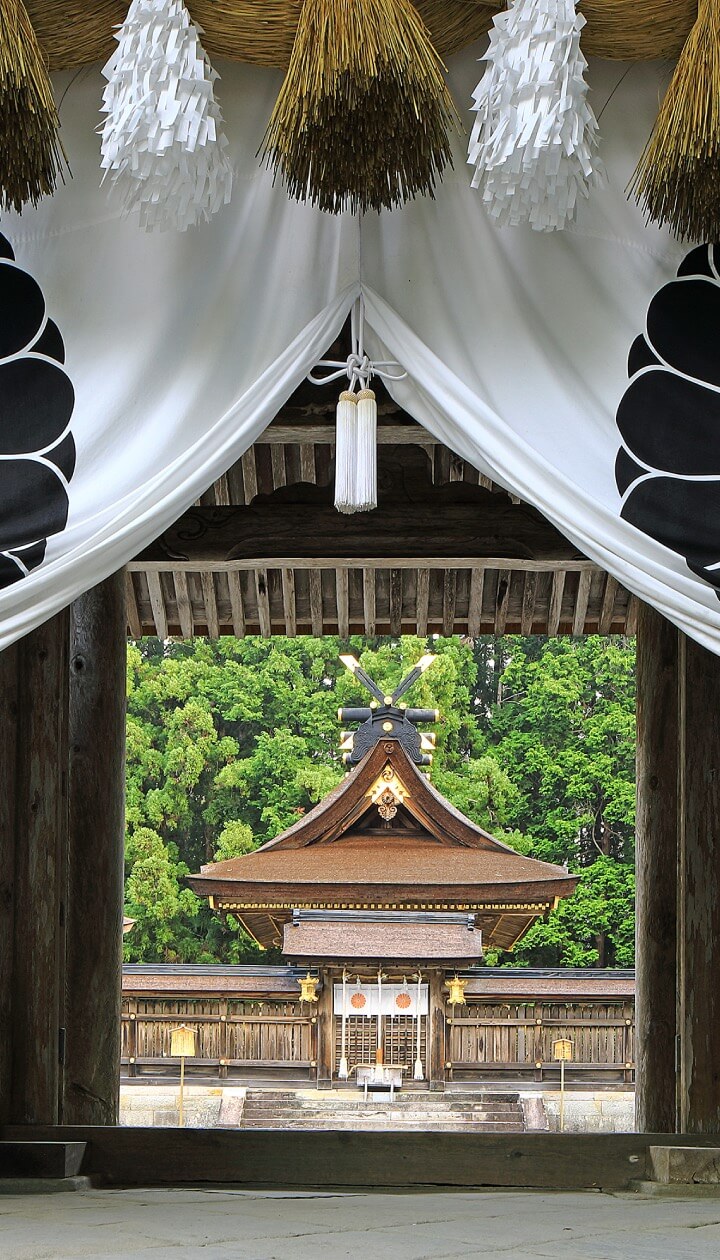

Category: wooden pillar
[315, 969, 333, 1088]
[8, 611, 70, 1125]
[635, 603, 679, 1132]
[677, 631, 720, 1132]
[0, 642, 19, 1126]
[428, 969, 446, 1091]
[62, 573, 126, 1124]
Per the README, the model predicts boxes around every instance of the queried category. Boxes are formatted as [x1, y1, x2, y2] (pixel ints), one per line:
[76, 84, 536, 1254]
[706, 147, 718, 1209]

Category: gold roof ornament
[446, 974, 467, 1007]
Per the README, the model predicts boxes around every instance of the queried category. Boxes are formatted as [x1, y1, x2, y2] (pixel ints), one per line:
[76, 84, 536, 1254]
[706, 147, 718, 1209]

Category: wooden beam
[677, 631, 720, 1132]
[227, 571, 246, 638]
[281, 569, 297, 637]
[10, 610, 70, 1124]
[261, 424, 440, 446]
[299, 444, 316, 483]
[467, 569, 484, 637]
[599, 574, 618, 636]
[336, 569, 349, 640]
[271, 446, 286, 489]
[200, 572, 220, 639]
[416, 569, 430, 638]
[495, 570, 511, 635]
[635, 603, 678, 1134]
[125, 570, 142, 639]
[173, 570, 194, 639]
[572, 570, 592, 636]
[146, 572, 168, 640]
[442, 571, 457, 638]
[241, 448, 258, 502]
[64, 574, 125, 1125]
[309, 570, 323, 637]
[389, 570, 402, 637]
[548, 570, 565, 636]
[520, 572, 537, 636]
[363, 569, 376, 637]
[212, 473, 231, 506]
[428, 969, 447, 1091]
[0, 641, 18, 1126]
[133, 462, 586, 571]
[626, 594, 639, 636]
[255, 570, 271, 638]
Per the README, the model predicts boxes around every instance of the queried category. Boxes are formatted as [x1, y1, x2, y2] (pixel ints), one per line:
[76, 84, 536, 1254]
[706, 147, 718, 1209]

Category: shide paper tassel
[630, 0, 720, 241]
[100, 0, 233, 231]
[467, 0, 603, 231]
[260, 0, 458, 214]
[0, 0, 67, 212]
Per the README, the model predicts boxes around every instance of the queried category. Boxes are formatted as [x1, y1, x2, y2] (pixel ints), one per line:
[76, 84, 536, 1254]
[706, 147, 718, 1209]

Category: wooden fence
[122, 998, 315, 1078]
[447, 999, 635, 1083]
[121, 969, 635, 1083]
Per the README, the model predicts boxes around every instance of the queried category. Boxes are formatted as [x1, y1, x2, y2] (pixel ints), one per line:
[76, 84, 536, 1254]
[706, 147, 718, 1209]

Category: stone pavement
[2, 1188, 720, 1259]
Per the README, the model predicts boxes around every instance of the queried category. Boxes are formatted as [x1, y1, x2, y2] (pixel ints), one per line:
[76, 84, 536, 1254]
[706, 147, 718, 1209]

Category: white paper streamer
[100, 0, 233, 231]
[467, 0, 604, 231]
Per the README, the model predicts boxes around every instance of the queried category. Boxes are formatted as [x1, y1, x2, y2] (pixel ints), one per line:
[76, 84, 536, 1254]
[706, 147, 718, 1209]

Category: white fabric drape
[2, 47, 717, 651]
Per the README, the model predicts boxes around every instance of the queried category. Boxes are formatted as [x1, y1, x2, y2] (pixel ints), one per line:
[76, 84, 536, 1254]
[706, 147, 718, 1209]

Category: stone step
[240, 1123, 524, 1134]
[0, 1142, 86, 1180]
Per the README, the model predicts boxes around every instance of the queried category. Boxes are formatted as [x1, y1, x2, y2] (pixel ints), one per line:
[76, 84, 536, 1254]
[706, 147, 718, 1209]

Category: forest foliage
[124, 634, 636, 968]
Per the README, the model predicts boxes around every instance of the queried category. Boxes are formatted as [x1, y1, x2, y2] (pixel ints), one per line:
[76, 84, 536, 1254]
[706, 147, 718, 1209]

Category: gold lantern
[299, 973, 319, 1004]
[446, 975, 467, 1007]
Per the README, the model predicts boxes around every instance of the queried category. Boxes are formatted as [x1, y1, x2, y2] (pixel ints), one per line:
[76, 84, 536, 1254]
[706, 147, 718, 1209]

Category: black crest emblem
[0, 233, 75, 588]
[616, 245, 720, 599]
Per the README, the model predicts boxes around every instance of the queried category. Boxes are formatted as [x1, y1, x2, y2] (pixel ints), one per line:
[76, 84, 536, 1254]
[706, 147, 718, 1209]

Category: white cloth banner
[2, 46, 718, 651]
[334, 983, 429, 1018]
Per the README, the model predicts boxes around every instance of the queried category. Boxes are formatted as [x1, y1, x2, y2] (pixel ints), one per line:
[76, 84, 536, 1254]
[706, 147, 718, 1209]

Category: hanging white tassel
[334, 390, 358, 514]
[99, 0, 233, 231]
[467, 0, 604, 231]
[355, 388, 377, 512]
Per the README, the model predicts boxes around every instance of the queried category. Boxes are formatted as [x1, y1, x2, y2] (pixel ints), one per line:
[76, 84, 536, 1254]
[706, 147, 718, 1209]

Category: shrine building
[188, 656, 577, 1089]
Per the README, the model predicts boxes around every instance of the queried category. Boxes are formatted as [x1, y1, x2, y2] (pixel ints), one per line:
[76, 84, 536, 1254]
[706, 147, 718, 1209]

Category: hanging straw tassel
[334, 390, 358, 514]
[260, 0, 458, 214]
[0, 0, 67, 213]
[355, 389, 377, 512]
[467, 0, 604, 231]
[100, 0, 233, 231]
[630, 0, 720, 241]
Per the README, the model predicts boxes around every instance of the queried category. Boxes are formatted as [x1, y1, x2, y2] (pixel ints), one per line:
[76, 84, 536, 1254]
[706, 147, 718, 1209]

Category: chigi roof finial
[337, 652, 438, 767]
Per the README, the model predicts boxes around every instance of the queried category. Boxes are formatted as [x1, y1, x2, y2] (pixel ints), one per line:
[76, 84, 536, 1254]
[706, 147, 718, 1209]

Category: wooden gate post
[677, 631, 720, 1132]
[315, 971, 333, 1088]
[428, 969, 446, 1091]
[0, 641, 19, 1126]
[7, 611, 70, 1125]
[63, 572, 127, 1124]
[635, 603, 679, 1132]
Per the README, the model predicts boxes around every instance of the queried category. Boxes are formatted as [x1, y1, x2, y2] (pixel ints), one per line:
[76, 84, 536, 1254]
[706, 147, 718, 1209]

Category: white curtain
[2, 46, 715, 651]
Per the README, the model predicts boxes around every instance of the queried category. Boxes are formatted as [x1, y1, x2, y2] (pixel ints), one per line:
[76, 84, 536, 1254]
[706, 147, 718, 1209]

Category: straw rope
[25, 0, 698, 71]
[630, 0, 720, 240]
[0, 0, 67, 211]
[260, 0, 459, 213]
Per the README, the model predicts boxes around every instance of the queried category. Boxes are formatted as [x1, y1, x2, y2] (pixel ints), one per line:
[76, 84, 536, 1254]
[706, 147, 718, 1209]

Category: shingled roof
[188, 738, 578, 952]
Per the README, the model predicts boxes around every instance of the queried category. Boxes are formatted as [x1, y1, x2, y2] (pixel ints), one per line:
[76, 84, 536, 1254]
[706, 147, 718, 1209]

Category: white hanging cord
[307, 296, 406, 391]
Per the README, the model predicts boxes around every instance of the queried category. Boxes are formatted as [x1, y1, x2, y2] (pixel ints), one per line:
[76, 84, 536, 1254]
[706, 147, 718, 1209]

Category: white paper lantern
[467, 0, 604, 231]
[100, 0, 233, 231]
